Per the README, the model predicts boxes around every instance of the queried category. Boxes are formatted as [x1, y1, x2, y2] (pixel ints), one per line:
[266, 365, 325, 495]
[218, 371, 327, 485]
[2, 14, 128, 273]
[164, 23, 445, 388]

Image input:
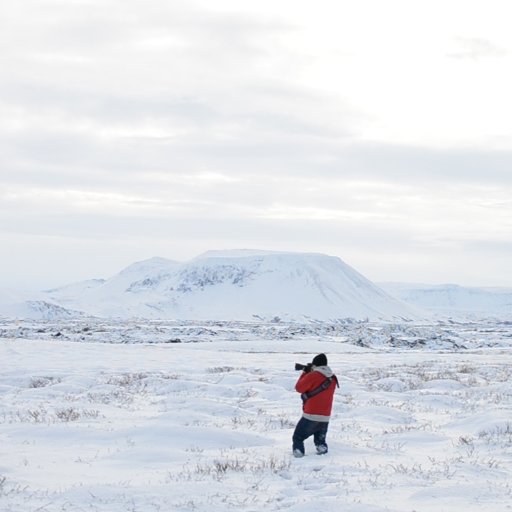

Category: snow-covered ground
[1, 319, 512, 511]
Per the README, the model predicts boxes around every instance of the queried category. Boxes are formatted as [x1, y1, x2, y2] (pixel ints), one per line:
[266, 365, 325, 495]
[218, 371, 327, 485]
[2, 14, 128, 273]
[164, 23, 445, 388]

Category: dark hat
[312, 353, 328, 367]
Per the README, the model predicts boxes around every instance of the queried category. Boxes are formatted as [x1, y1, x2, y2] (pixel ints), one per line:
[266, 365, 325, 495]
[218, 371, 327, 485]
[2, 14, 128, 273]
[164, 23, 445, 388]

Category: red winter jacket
[295, 366, 337, 422]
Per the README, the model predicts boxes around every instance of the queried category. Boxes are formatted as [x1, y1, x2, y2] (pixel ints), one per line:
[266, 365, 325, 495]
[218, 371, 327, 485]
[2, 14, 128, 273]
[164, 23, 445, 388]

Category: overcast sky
[1, 0, 512, 288]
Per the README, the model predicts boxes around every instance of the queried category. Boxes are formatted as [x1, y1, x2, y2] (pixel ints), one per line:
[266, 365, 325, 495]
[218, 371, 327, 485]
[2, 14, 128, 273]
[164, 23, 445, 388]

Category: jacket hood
[313, 365, 333, 378]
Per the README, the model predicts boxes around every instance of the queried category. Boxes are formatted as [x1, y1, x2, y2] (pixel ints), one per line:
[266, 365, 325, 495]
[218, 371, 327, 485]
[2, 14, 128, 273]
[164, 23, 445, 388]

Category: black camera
[295, 363, 312, 372]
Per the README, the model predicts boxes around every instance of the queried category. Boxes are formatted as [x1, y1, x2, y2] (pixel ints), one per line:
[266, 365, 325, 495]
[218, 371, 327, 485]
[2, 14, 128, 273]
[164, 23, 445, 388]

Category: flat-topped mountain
[38, 250, 418, 321]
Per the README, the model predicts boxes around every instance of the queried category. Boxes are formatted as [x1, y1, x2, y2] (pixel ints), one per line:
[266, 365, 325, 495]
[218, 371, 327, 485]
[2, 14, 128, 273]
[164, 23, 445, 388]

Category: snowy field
[1, 319, 512, 511]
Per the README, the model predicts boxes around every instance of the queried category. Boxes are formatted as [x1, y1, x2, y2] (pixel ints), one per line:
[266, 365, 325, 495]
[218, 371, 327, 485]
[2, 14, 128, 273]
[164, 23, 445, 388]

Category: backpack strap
[301, 375, 338, 404]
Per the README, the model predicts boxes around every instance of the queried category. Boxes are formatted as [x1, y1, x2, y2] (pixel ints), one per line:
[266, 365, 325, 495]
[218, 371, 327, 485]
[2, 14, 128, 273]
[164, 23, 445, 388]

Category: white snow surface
[12, 251, 420, 322]
[1, 317, 512, 511]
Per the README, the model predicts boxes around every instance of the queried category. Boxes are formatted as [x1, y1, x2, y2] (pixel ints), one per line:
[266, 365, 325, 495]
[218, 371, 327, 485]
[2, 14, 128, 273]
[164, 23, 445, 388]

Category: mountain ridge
[379, 282, 512, 319]
[1, 250, 420, 321]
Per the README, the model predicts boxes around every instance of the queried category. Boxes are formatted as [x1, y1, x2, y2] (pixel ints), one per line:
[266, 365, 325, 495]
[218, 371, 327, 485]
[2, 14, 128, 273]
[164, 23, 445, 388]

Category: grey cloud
[290, 143, 512, 186]
[0, 0, 300, 139]
[3, 128, 512, 199]
[147, 141, 512, 186]
[462, 239, 512, 253]
[0, 92, 355, 192]
[0, 0, 291, 65]
[0, 210, 417, 250]
[0, 81, 344, 142]
[0, 82, 218, 126]
[1, 1, 357, 195]
[448, 37, 508, 60]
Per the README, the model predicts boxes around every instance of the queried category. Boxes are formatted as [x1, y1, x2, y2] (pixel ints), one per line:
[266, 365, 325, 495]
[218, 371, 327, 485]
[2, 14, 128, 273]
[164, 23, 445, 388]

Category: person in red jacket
[293, 353, 338, 457]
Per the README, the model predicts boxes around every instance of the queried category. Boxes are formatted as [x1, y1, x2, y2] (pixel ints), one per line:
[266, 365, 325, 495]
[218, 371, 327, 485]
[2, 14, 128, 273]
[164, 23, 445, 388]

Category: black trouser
[292, 417, 329, 454]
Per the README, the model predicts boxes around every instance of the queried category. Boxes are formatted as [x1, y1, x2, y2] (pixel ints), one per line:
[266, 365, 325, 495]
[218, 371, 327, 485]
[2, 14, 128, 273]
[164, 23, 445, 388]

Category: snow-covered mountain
[380, 282, 512, 320]
[37, 250, 418, 322]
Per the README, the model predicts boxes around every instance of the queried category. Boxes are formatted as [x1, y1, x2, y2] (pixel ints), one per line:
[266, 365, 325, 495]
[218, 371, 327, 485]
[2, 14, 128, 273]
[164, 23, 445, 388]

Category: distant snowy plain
[1, 319, 512, 511]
